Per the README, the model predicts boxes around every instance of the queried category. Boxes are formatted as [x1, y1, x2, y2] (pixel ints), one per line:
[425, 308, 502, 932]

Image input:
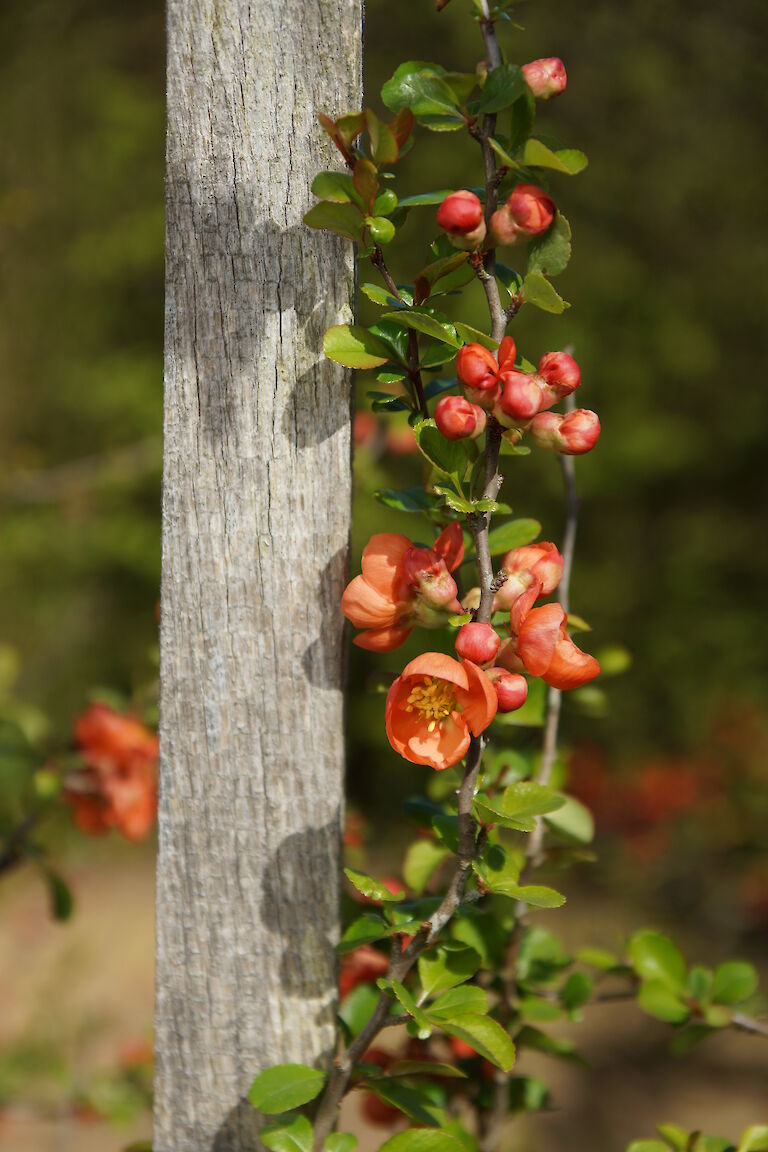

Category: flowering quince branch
[245, 6, 768, 1152]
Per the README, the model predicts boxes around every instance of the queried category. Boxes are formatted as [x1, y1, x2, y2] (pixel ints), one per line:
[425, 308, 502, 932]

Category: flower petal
[545, 636, 601, 690]
[433, 521, 465, 572]
[353, 624, 413, 652]
[516, 602, 565, 677]
[361, 533, 412, 599]
[457, 660, 498, 735]
[342, 574, 405, 629]
[400, 652, 469, 691]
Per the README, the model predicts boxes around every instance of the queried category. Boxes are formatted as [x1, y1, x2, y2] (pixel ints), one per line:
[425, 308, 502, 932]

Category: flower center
[405, 676, 456, 732]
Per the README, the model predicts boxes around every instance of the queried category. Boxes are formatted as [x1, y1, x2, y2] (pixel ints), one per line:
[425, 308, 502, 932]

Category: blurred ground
[1, 847, 765, 1151]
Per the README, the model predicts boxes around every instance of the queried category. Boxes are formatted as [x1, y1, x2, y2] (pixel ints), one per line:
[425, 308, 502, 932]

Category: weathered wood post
[155, 3, 362, 1148]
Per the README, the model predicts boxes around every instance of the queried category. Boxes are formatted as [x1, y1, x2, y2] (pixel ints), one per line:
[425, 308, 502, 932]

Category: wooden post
[155, 2, 362, 1148]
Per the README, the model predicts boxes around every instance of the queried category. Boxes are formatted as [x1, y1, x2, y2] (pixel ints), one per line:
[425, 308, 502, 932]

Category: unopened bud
[456, 343, 499, 392]
[528, 408, 601, 455]
[402, 546, 459, 608]
[437, 190, 486, 251]
[522, 57, 567, 101]
[455, 622, 500, 665]
[498, 369, 544, 421]
[489, 184, 555, 246]
[487, 668, 529, 712]
[435, 395, 486, 440]
[538, 350, 581, 409]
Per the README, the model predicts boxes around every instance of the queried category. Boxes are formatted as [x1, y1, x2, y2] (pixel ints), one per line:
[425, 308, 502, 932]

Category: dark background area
[0, 1, 766, 1149]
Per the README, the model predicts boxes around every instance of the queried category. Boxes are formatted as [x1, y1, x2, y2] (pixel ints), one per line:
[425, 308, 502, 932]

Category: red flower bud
[494, 542, 563, 611]
[455, 622, 501, 665]
[529, 408, 601, 455]
[487, 668, 529, 713]
[537, 350, 581, 411]
[435, 395, 486, 441]
[522, 57, 567, 101]
[437, 190, 486, 250]
[456, 343, 499, 392]
[498, 369, 544, 421]
[490, 184, 555, 246]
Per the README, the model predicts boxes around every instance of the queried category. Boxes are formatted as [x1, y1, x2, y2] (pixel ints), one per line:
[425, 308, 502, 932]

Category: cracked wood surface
[155, 2, 362, 1148]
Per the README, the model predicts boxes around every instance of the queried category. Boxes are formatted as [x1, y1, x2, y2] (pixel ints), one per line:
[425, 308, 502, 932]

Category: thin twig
[371, 245, 428, 419]
[528, 392, 580, 863]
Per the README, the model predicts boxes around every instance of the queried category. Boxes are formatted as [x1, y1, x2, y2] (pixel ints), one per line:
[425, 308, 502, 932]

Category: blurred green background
[1, 0, 767, 1148]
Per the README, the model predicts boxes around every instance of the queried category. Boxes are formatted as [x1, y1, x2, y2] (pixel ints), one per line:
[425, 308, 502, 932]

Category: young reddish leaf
[353, 159, 379, 212]
[390, 108, 415, 148]
[366, 109, 399, 166]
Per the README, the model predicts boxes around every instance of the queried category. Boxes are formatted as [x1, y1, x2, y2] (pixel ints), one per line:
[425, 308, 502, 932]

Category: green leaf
[477, 63, 528, 114]
[474, 782, 565, 833]
[521, 272, 569, 314]
[45, 869, 74, 921]
[345, 867, 404, 902]
[339, 981, 380, 1035]
[515, 1025, 581, 1063]
[450, 323, 496, 352]
[403, 839, 451, 894]
[626, 1143, 670, 1152]
[511, 885, 566, 909]
[543, 795, 595, 845]
[637, 980, 690, 1024]
[486, 518, 541, 557]
[418, 946, 481, 998]
[628, 930, 686, 991]
[361, 283, 403, 307]
[496, 263, 524, 299]
[374, 487, 437, 514]
[473, 842, 522, 894]
[387, 1060, 467, 1080]
[508, 89, 537, 149]
[248, 1064, 325, 1114]
[519, 139, 588, 174]
[311, 171, 357, 203]
[382, 309, 462, 348]
[576, 947, 621, 971]
[322, 325, 391, 369]
[527, 213, 572, 278]
[365, 1080, 447, 1127]
[324, 1135, 358, 1152]
[385, 979, 433, 1038]
[261, 1117, 314, 1152]
[378, 1130, 465, 1152]
[595, 644, 632, 677]
[413, 419, 470, 480]
[304, 202, 363, 242]
[337, 913, 388, 953]
[711, 961, 759, 1005]
[737, 1127, 768, 1152]
[381, 62, 465, 129]
[436, 1015, 516, 1071]
[428, 985, 489, 1019]
[398, 190, 456, 208]
[560, 971, 594, 1011]
[366, 109, 399, 165]
[414, 253, 470, 303]
[368, 392, 410, 413]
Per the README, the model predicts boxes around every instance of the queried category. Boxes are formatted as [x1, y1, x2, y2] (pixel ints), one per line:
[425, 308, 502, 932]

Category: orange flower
[339, 945, 390, 998]
[65, 703, 158, 842]
[342, 524, 464, 652]
[515, 603, 600, 690]
[385, 653, 497, 770]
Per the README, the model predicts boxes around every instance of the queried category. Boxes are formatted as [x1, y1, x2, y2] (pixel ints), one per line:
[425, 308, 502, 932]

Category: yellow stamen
[406, 676, 456, 726]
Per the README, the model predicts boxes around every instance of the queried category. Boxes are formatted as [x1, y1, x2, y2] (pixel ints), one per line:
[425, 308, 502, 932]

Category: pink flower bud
[494, 542, 563, 611]
[538, 350, 580, 393]
[455, 622, 501, 665]
[437, 190, 486, 251]
[465, 384, 500, 410]
[490, 184, 555, 246]
[498, 369, 544, 421]
[528, 408, 601, 455]
[487, 668, 529, 713]
[522, 57, 567, 101]
[402, 546, 459, 610]
[435, 395, 486, 441]
[456, 343, 499, 392]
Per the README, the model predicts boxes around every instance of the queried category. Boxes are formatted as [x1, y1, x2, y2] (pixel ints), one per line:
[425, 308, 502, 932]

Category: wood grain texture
[155, 2, 362, 1147]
